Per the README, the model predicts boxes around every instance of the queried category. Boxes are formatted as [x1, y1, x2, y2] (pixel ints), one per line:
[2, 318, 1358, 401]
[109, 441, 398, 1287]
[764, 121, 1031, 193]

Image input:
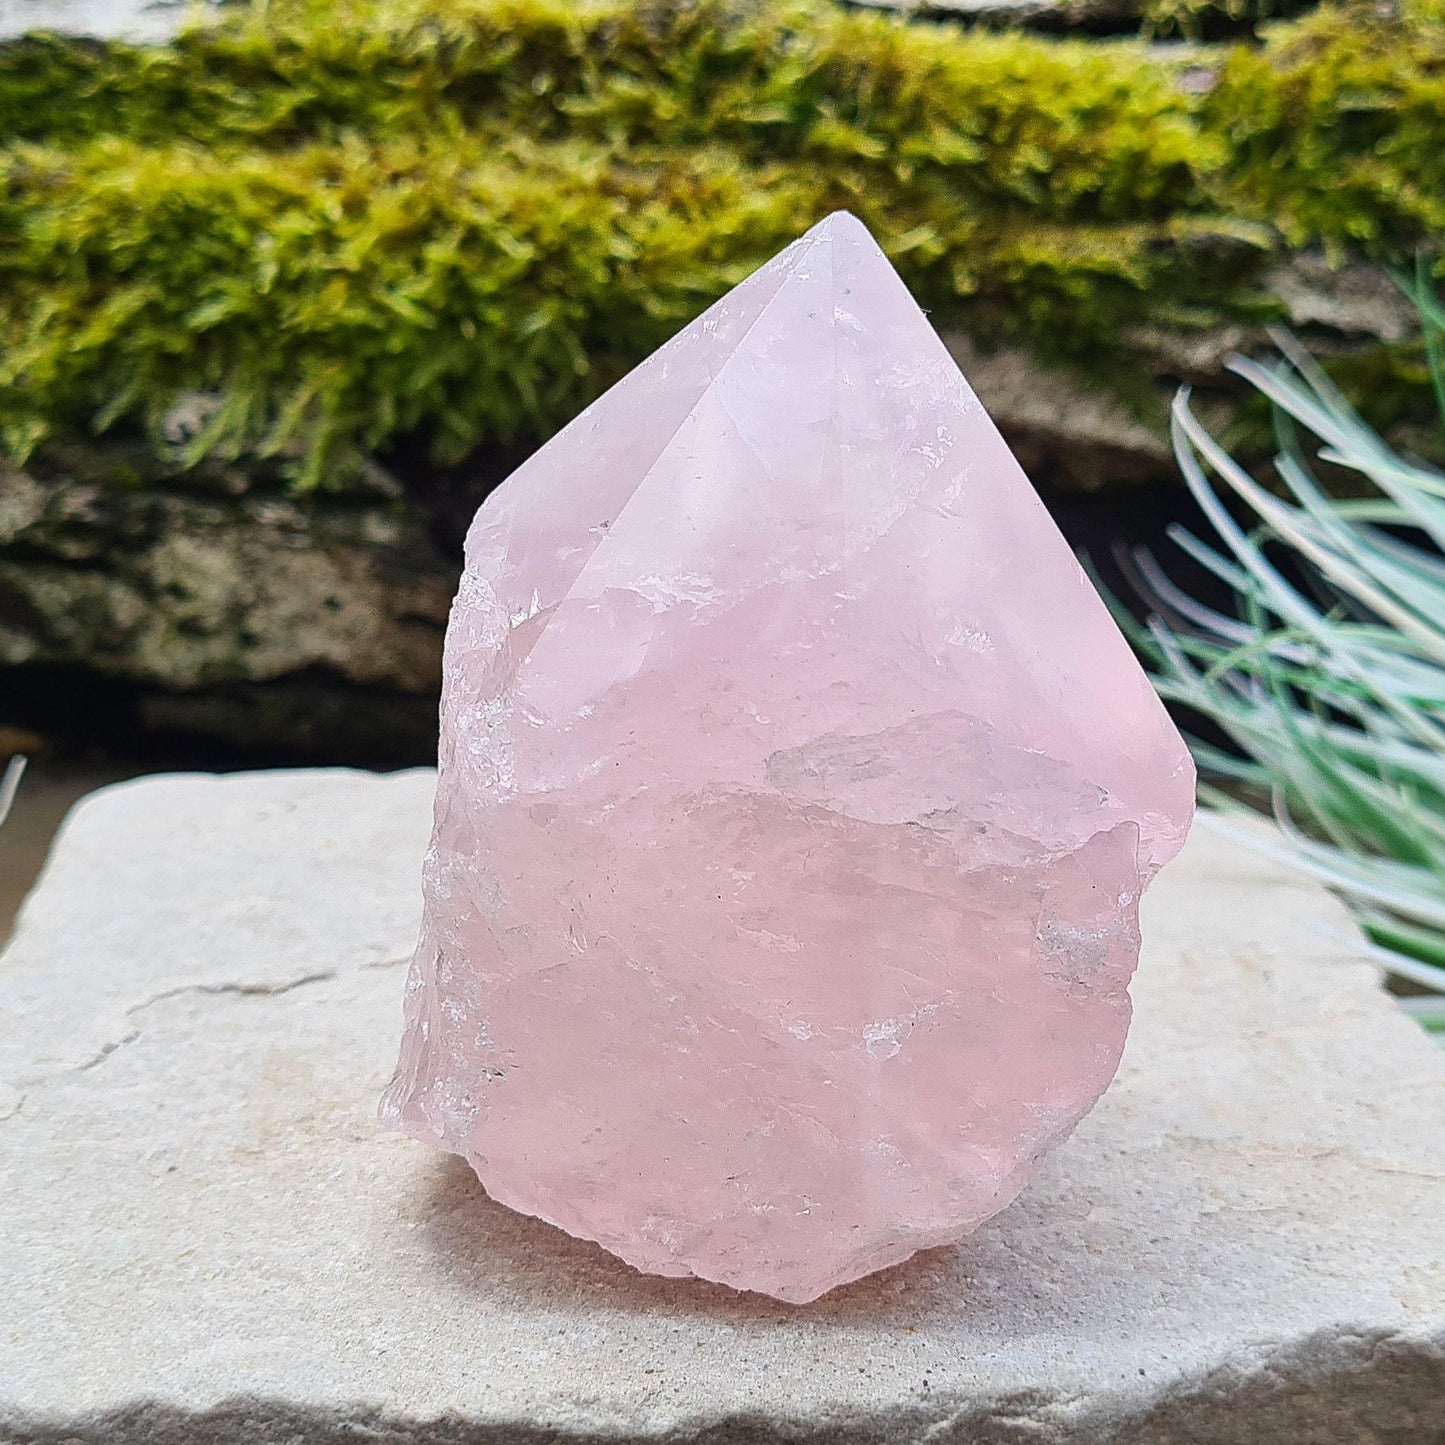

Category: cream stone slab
[1, 769, 1441, 1442]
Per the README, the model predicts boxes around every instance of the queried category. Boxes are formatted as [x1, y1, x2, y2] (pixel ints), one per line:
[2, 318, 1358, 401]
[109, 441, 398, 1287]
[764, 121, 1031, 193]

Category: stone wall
[0, 247, 1415, 759]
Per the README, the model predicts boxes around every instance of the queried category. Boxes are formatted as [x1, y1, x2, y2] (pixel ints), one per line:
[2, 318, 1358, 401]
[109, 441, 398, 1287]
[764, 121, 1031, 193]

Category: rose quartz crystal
[380, 213, 1194, 1303]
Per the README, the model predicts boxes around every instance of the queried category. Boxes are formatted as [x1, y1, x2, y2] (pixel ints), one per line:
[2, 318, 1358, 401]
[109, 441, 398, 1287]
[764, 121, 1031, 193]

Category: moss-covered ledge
[0, 0, 1438, 495]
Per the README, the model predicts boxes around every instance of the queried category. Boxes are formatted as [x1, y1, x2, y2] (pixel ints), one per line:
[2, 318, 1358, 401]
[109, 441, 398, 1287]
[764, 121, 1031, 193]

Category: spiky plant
[0, 754, 24, 830]
[1119, 285, 1445, 1043]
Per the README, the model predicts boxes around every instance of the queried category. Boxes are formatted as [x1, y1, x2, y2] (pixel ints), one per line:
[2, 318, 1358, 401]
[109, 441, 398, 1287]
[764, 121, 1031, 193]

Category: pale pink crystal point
[380, 213, 1194, 1303]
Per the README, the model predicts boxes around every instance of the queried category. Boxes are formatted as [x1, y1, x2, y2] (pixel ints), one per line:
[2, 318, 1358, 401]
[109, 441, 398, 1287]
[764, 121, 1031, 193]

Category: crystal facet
[380, 213, 1195, 1303]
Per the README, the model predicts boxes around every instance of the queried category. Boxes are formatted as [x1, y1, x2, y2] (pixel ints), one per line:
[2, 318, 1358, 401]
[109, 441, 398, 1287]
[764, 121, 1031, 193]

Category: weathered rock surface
[1, 769, 1441, 1442]
[0, 458, 451, 760]
[1124, 253, 1421, 383]
[944, 332, 1175, 488]
[947, 251, 1423, 490]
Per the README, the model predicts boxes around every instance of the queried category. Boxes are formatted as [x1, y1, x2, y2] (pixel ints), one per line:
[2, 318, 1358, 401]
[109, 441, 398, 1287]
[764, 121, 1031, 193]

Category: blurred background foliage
[0, 0, 1439, 491]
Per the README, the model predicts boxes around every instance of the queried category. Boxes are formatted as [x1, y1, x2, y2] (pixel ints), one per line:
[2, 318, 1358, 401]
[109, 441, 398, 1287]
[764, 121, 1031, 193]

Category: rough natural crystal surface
[381, 212, 1195, 1303]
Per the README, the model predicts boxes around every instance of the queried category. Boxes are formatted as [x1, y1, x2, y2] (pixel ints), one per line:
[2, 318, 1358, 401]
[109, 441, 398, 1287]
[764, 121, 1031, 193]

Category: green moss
[0, 1, 1207, 166]
[1205, 0, 1445, 255]
[0, 0, 1437, 488]
[1137, 0, 1295, 41]
[0, 135, 830, 488]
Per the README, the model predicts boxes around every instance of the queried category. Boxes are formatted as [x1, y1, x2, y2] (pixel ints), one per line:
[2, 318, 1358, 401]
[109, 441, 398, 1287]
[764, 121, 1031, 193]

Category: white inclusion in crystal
[917, 424, 956, 469]
[945, 623, 994, 653]
[870, 1138, 911, 1173]
[510, 589, 543, 628]
[632, 573, 722, 612]
[738, 928, 802, 952]
[862, 1003, 940, 1060]
[1037, 919, 1117, 995]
